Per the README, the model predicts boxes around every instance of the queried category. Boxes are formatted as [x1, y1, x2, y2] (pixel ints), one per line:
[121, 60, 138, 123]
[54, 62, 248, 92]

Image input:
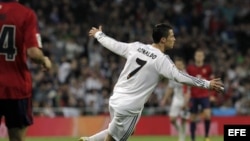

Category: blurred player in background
[161, 57, 190, 141]
[0, 0, 52, 141]
[187, 49, 214, 141]
[81, 23, 224, 141]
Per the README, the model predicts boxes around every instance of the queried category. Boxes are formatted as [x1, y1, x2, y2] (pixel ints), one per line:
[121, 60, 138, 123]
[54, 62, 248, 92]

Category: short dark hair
[152, 23, 173, 43]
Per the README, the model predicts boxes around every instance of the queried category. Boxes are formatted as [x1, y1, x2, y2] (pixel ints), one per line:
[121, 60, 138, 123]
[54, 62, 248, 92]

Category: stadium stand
[20, 0, 250, 116]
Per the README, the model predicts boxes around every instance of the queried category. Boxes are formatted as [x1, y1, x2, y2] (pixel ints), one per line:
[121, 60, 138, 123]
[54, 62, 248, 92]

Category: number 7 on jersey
[127, 58, 147, 79]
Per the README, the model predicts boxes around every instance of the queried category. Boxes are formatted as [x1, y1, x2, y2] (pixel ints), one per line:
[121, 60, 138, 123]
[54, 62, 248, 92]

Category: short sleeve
[23, 10, 42, 49]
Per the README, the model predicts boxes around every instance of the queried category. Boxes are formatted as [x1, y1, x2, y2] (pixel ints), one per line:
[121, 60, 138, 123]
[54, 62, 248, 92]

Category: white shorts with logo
[108, 105, 141, 141]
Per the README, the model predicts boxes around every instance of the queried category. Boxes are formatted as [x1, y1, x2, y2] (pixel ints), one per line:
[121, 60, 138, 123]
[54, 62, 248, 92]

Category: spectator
[18, 0, 250, 116]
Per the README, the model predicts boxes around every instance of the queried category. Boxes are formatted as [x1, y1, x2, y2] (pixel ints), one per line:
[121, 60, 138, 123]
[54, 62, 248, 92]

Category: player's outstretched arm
[158, 57, 224, 94]
[160, 87, 173, 107]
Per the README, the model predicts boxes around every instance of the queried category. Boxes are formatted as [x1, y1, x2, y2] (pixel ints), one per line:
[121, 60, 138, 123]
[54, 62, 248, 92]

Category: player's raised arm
[88, 26, 130, 58]
[160, 84, 173, 107]
[183, 86, 191, 109]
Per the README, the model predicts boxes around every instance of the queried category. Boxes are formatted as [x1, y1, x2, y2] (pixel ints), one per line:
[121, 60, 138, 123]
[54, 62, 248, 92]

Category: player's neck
[152, 43, 164, 52]
[195, 61, 203, 67]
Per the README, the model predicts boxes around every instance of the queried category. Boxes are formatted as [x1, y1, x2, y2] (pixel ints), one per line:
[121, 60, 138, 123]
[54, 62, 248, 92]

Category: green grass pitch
[1, 136, 223, 141]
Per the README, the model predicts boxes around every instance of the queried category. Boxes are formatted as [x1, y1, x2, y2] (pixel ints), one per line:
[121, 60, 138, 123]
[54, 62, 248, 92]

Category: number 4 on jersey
[127, 58, 147, 79]
[0, 25, 17, 61]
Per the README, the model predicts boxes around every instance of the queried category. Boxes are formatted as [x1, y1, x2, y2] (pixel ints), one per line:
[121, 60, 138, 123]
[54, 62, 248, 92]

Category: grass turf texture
[1, 136, 223, 141]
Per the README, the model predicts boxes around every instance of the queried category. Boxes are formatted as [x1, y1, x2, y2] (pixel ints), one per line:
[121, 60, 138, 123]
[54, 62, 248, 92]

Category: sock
[179, 121, 186, 141]
[171, 119, 181, 140]
[89, 129, 108, 141]
[190, 121, 196, 141]
[204, 119, 211, 138]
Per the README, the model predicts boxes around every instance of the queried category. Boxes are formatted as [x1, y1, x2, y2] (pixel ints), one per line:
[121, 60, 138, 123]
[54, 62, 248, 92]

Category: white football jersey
[94, 31, 210, 115]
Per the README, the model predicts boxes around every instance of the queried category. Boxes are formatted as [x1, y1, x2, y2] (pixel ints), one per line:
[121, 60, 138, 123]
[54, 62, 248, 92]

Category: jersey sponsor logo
[202, 68, 207, 74]
[137, 47, 157, 59]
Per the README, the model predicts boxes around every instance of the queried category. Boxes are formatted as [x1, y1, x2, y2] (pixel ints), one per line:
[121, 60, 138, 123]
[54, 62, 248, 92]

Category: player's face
[164, 29, 175, 50]
[175, 60, 185, 71]
[195, 51, 205, 62]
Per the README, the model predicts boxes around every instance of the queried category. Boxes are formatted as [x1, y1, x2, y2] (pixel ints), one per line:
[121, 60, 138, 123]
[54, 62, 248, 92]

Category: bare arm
[27, 47, 51, 70]
[158, 56, 224, 94]
[27, 47, 45, 63]
[160, 87, 173, 106]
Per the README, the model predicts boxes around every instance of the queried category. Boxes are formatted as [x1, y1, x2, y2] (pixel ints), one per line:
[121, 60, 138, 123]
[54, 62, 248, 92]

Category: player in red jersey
[0, 0, 51, 141]
[187, 49, 215, 141]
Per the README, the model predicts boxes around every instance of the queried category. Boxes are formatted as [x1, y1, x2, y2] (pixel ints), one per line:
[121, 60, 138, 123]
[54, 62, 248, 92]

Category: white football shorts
[108, 105, 141, 141]
[169, 98, 189, 119]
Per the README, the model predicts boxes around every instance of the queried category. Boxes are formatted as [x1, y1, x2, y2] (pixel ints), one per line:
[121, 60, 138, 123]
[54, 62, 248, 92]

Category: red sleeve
[23, 10, 42, 49]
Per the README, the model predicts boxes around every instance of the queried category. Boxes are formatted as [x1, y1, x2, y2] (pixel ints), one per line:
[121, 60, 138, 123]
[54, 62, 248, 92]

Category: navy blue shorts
[189, 97, 210, 114]
[0, 97, 33, 128]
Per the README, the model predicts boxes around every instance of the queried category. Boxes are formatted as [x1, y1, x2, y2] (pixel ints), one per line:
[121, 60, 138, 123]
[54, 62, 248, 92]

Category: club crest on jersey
[137, 47, 157, 59]
[202, 68, 207, 74]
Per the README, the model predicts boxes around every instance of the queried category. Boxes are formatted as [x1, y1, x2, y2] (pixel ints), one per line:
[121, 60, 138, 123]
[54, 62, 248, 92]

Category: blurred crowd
[22, 0, 250, 117]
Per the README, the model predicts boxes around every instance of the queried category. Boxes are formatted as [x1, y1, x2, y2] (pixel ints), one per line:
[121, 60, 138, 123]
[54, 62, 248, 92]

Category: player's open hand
[89, 25, 102, 37]
[209, 78, 224, 94]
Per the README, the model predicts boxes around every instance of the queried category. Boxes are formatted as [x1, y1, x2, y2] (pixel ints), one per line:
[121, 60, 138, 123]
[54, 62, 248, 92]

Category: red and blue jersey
[187, 64, 213, 98]
[0, 1, 41, 99]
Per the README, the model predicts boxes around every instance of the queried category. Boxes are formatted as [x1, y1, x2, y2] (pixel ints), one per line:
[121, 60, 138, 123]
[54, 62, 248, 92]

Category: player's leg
[169, 100, 185, 141]
[179, 117, 187, 141]
[170, 116, 179, 131]
[8, 127, 27, 141]
[104, 134, 116, 141]
[179, 109, 189, 141]
[106, 112, 141, 141]
[169, 104, 180, 132]
[4, 98, 33, 141]
[189, 98, 199, 141]
[190, 114, 198, 141]
[79, 130, 109, 141]
[201, 97, 211, 141]
[79, 105, 116, 141]
[104, 129, 136, 141]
